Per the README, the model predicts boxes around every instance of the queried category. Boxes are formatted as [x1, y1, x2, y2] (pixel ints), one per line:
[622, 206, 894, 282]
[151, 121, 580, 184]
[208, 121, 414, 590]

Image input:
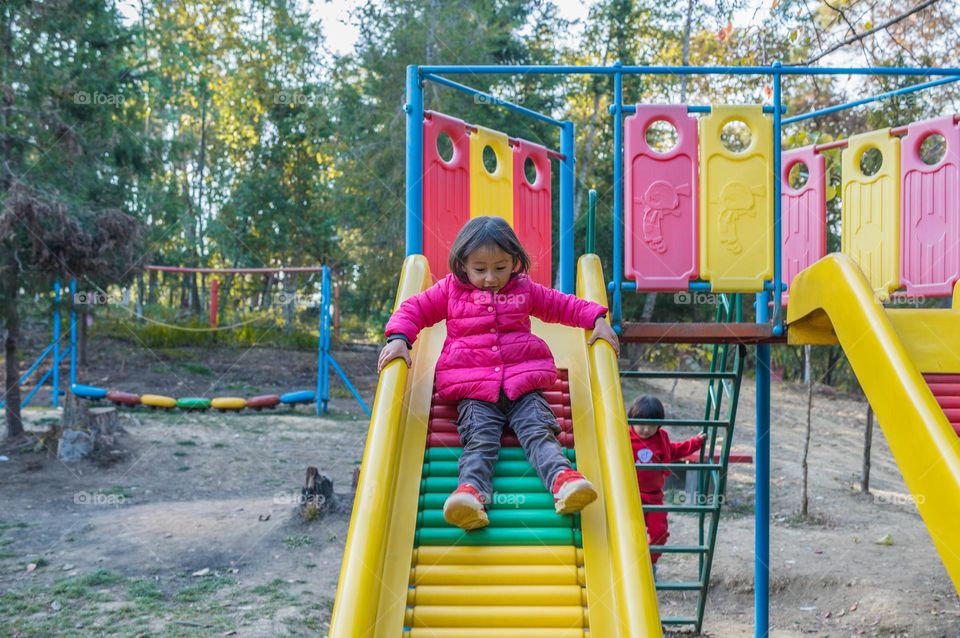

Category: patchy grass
[51, 569, 126, 598]
[174, 575, 235, 603]
[282, 535, 313, 549]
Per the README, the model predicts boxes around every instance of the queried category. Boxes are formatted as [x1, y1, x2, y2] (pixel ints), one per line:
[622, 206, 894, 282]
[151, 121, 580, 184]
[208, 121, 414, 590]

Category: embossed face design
[644, 180, 680, 209]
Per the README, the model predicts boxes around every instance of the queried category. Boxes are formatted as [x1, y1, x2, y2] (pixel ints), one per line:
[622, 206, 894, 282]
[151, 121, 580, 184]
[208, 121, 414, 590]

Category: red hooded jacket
[629, 427, 705, 496]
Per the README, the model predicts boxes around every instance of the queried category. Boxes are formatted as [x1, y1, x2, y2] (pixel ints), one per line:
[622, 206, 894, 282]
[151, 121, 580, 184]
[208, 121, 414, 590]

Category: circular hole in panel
[920, 133, 947, 166]
[482, 145, 498, 174]
[436, 132, 454, 163]
[720, 119, 752, 153]
[860, 147, 883, 176]
[523, 156, 538, 185]
[788, 161, 809, 189]
[645, 119, 679, 153]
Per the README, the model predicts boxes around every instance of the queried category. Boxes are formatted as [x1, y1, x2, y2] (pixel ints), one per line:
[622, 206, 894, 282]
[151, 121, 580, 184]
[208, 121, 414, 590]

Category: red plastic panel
[900, 115, 960, 297]
[624, 105, 699, 291]
[423, 111, 470, 280]
[513, 140, 553, 286]
[780, 146, 827, 305]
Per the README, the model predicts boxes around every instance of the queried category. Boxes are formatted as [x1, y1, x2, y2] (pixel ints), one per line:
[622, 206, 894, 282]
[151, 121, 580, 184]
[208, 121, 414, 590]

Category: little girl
[378, 216, 619, 530]
[628, 395, 707, 564]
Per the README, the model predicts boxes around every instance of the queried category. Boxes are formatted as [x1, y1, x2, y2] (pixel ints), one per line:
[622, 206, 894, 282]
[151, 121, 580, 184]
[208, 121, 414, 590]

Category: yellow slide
[328, 254, 662, 637]
[788, 253, 960, 593]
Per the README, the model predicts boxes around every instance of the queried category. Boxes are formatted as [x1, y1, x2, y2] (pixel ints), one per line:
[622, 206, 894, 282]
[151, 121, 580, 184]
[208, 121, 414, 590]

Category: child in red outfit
[628, 395, 706, 564]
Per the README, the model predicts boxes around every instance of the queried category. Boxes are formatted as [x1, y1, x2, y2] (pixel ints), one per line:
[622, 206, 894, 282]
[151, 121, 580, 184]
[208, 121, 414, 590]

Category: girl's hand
[587, 316, 620, 355]
[378, 339, 412, 372]
[696, 432, 708, 442]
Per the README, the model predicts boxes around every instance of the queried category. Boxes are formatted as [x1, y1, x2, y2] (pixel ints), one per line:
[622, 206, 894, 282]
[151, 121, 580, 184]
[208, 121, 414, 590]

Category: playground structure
[328, 62, 960, 638]
[7, 264, 370, 418]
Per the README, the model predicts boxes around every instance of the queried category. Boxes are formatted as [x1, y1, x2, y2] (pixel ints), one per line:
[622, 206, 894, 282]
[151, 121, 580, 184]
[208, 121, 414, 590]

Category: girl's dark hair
[448, 216, 531, 283]
[627, 395, 665, 421]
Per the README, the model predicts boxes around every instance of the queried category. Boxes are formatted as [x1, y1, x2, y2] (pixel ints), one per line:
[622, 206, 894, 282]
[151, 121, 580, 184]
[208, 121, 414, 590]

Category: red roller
[513, 139, 552, 286]
[106, 390, 140, 406]
[423, 111, 470, 280]
[927, 383, 960, 395]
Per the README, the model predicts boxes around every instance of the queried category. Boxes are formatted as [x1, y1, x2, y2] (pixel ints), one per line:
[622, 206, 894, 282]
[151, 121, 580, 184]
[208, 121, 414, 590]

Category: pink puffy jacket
[385, 273, 607, 403]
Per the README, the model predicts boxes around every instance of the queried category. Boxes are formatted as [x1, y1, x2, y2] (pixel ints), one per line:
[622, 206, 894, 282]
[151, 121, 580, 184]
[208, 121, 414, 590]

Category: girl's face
[463, 244, 514, 293]
[632, 424, 660, 439]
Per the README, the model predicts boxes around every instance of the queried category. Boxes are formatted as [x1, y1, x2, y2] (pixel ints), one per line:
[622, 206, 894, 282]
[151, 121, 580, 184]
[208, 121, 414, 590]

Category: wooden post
[862, 405, 874, 494]
[801, 345, 813, 517]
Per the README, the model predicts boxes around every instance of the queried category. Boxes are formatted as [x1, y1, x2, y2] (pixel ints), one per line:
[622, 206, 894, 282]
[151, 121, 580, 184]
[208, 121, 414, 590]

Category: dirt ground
[1, 338, 958, 637]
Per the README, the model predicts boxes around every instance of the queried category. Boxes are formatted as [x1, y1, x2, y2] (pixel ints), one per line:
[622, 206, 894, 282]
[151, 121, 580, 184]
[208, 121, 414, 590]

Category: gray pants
[456, 391, 572, 503]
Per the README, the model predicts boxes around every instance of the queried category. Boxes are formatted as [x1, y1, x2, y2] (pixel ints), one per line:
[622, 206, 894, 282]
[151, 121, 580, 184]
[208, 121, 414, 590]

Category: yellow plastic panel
[469, 126, 514, 224]
[841, 129, 901, 300]
[140, 394, 177, 409]
[787, 254, 960, 594]
[577, 253, 663, 637]
[699, 105, 774, 291]
[886, 308, 960, 373]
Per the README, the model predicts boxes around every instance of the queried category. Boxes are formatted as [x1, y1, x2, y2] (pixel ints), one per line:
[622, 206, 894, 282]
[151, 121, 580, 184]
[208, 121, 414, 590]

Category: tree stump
[58, 395, 124, 461]
[297, 466, 351, 522]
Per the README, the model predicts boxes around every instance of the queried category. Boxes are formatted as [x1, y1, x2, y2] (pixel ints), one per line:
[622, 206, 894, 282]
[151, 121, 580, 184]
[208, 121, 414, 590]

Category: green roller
[424, 448, 576, 463]
[420, 476, 547, 494]
[176, 397, 211, 410]
[416, 527, 582, 547]
[418, 493, 557, 511]
[422, 461, 576, 478]
[417, 509, 573, 529]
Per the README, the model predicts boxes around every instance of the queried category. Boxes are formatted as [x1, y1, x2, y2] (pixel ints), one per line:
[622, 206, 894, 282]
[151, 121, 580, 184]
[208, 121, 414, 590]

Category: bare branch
[792, 0, 941, 66]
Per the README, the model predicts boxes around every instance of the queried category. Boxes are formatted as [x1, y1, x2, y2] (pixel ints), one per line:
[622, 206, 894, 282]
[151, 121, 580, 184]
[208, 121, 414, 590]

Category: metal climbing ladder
[620, 293, 746, 633]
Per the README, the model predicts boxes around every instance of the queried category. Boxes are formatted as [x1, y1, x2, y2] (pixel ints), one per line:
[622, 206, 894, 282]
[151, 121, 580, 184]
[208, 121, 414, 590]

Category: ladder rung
[620, 371, 738, 380]
[649, 544, 709, 553]
[643, 504, 719, 513]
[656, 580, 704, 591]
[637, 462, 722, 471]
[661, 616, 700, 625]
[628, 418, 730, 428]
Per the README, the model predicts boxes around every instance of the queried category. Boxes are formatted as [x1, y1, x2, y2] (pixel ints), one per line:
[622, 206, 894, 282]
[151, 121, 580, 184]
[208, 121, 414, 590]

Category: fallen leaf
[874, 533, 894, 546]
[192, 568, 210, 577]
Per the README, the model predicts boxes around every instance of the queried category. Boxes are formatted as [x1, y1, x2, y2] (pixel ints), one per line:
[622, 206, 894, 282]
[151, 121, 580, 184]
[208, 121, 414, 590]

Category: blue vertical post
[69, 279, 77, 388]
[405, 65, 424, 257]
[559, 121, 576, 293]
[611, 64, 624, 328]
[755, 291, 771, 637]
[772, 61, 785, 333]
[52, 280, 61, 407]
[317, 267, 331, 416]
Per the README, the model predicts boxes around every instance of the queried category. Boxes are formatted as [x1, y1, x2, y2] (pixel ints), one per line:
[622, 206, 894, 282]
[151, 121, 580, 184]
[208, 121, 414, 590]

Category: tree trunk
[78, 307, 89, 368]
[147, 269, 158, 305]
[800, 345, 813, 517]
[862, 405, 874, 494]
[333, 274, 341, 343]
[136, 273, 144, 321]
[3, 270, 23, 438]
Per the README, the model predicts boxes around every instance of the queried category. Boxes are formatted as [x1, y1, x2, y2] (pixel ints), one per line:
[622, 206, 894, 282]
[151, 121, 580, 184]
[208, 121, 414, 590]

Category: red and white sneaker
[552, 469, 598, 514]
[442, 484, 489, 530]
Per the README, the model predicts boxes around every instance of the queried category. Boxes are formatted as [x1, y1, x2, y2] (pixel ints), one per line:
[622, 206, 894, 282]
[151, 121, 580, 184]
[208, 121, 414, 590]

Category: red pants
[642, 492, 669, 564]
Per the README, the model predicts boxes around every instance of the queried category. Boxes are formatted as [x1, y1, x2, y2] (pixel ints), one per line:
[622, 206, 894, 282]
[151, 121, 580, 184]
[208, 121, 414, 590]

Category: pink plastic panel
[513, 140, 552, 286]
[423, 111, 470, 280]
[900, 115, 960, 297]
[624, 105, 699, 291]
[781, 146, 827, 306]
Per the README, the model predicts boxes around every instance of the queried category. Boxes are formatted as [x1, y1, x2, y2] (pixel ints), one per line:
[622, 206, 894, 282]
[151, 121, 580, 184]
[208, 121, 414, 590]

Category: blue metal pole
[52, 279, 61, 407]
[423, 73, 565, 128]
[784, 75, 960, 124]
[317, 267, 329, 416]
[328, 355, 372, 418]
[69, 279, 77, 387]
[754, 291, 771, 638]
[611, 65, 624, 330]
[559, 121, 575, 293]
[405, 65, 424, 257]
[619, 104, 786, 115]
[420, 63, 960, 77]
[772, 62, 784, 334]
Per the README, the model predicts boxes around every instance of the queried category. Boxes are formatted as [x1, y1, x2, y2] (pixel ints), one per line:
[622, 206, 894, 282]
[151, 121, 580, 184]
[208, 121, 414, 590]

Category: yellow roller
[407, 585, 585, 607]
[412, 546, 581, 566]
[211, 397, 245, 411]
[409, 564, 583, 587]
[404, 605, 586, 628]
[140, 394, 177, 409]
[404, 630, 586, 638]
[788, 253, 960, 593]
